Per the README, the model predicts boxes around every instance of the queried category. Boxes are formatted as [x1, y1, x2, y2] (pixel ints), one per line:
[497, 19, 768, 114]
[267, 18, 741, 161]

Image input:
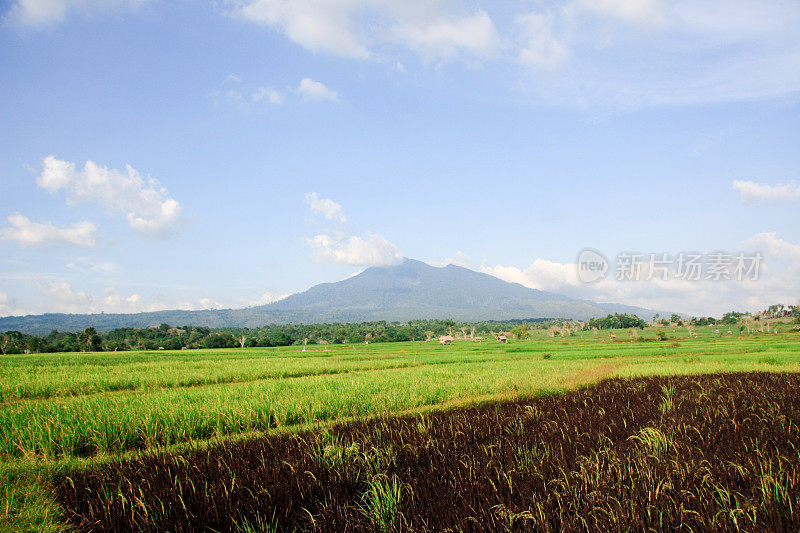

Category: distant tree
[511, 324, 529, 340]
[79, 327, 103, 351]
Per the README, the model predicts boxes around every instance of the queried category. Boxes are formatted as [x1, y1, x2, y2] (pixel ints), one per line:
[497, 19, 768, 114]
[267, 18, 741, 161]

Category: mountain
[0, 258, 662, 334]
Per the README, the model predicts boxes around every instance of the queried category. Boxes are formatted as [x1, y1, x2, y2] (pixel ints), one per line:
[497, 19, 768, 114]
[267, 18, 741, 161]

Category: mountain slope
[0, 258, 662, 334]
[262, 259, 647, 322]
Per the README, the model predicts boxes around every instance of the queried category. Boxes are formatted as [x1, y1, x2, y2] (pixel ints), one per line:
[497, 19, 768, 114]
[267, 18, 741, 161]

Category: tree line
[0, 318, 553, 354]
[582, 314, 648, 330]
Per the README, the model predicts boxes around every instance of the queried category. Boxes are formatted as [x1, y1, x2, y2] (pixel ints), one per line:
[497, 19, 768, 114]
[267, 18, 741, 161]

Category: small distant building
[472, 336, 483, 343]
[609, 334, 617, 340]
[439, 335, 454, 344]
[497, 335, 508, 343]
[157, 346, 165, 350]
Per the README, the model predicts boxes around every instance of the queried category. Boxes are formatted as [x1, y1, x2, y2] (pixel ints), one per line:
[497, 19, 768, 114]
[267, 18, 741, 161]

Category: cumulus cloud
[303, 193, 402, 266]
[252, 86, 282, 104]
[240, 290, 287, 307]
[430, 250, 471, 268]
[516, 12, 569, 68]
[30, 280, 233, 314]
[480, 235, 800, 317]
[0, 290, 27, 317]
[9, 278, 290, 315]
[5, 0, 146, 27]
[235, 0, 371, 59]
[392, 10, 497, 63]
[480, 258, 582, 291]
[232, 1, 498, 63]
[230, 1, 800, 107]
[742, 232, 800, 260]
[34, 280, 93, 311]
[305, 232, 403, 266]
[198, 297, 222, 310]
[0, 214, 96, 247]
[36, 155, 183, 238]
[733, 180, 800, 203]
[211, 78, 283, 109]
[34, 281, 144, 314]
[297, 78, 338, 102]
[305, 192, 346, 222]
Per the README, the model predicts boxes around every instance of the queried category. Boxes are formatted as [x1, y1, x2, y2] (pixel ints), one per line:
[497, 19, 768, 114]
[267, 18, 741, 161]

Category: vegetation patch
[54, 372, 800, 532]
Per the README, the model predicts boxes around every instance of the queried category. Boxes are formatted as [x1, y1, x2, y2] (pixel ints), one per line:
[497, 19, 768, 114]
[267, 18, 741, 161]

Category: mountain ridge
[0, 258, 665, 334]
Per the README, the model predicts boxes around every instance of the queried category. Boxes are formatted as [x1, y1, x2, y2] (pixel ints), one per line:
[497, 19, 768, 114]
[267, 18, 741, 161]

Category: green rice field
[1, 324, 799, 531]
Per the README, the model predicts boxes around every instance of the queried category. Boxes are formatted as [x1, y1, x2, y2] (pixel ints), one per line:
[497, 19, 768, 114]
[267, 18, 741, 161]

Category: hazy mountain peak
[0, 258, 660, 334]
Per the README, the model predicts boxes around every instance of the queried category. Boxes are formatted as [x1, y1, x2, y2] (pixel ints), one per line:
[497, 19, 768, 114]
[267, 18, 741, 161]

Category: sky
[1, 0, 799, 319]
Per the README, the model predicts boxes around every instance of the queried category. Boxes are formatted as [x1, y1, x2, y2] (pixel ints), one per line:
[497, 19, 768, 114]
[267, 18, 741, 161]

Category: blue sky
[1, 0, 799, 318]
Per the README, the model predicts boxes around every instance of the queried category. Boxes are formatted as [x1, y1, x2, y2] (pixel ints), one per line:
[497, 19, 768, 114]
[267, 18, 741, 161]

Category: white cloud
[5, 0, 146, 27]
[101, 287, 141, 311]
[733, 180, 800, 203]
[211, 78, 283, 109]
[345, 269, 364, 279]
[431, 250, 472, 268]
[252, 86, 282, 104]
[241, 290, 287, 307]
[480, 235, 800, 317]
[35, 280, 93, 310]
[36, 155, 183, 238]
[392, 10, 497, 63]
[14, 279, 295, 315]
[305, 232, 403, 266]
[233, 1, 498, 63]
[235, 0, 371, 59]
[231, 1, 800, 107]
[32, 281, 147, 314]
[480, 258, 582, 291]
[576, 0, 666, 26]
[516, 1, 800, 107]
[305, 192, 346, 222]
[742, 232, 800, 261]
[516, 12, 569, 69]
[65, 258, 118, 274]
[0, 290, 27, 317]
[198, 297, 222, 310]
[297, 78, 338, 102]
[303, 192, 402, 266]
[0, 214, 96, 247]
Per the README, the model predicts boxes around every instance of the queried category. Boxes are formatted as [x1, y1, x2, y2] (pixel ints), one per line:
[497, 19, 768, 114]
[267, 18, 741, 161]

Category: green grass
[1, 326, 799, 531]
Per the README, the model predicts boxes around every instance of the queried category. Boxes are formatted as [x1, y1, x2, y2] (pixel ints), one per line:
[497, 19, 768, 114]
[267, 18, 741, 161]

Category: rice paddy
[1, 325, 799, 531]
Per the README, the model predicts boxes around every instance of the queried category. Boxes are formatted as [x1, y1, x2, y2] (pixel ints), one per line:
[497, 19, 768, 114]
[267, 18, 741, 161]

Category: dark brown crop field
[55, 372, 800, 532]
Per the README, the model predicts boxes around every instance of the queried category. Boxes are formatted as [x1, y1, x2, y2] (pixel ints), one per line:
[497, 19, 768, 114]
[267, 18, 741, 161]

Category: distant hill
[0, 258, 663, 334]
